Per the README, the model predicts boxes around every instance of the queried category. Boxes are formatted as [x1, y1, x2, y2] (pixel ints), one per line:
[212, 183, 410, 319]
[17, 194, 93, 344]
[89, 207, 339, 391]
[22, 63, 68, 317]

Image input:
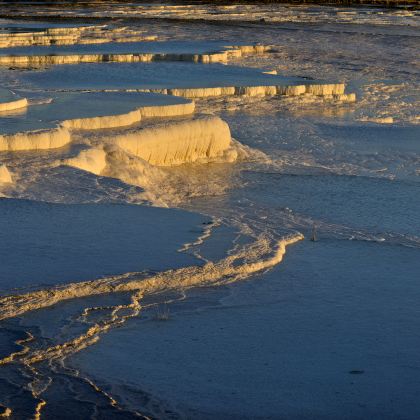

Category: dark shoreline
[0, 0, 418, 9]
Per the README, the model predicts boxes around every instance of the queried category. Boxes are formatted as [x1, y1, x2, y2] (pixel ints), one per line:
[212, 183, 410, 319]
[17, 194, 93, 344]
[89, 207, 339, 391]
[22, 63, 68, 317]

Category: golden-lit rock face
[114, 116, 233, 166]
[0, 163, 12, 184]
[0, 127, 72, 152]
[0, 97, 28, 112]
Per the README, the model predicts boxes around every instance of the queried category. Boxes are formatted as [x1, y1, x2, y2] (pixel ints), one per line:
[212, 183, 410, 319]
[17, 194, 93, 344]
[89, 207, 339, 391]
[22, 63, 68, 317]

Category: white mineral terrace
[113, 116, 234, 166]
[0, 88, 28, 112]
[0, 87, 238, 168]
[0, 43, 271, 66]
[143, 84, 354, 100]
[0, 77, 355, 154]
[0, 127, 71, 153]
[64, 115, 236, 178]
[14, 59, 355, 102]
[0, 92, 196, 152]
[0, 24, 157, 48]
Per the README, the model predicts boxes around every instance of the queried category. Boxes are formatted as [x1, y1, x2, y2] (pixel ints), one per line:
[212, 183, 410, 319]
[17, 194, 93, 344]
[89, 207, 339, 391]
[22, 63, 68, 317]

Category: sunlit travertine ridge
[0, 1, 419, 418]
[0, 88, 28, 112]
[0, 93, 196, 151]
[0, 24, 157, 48]
[0, 43, 272, 66]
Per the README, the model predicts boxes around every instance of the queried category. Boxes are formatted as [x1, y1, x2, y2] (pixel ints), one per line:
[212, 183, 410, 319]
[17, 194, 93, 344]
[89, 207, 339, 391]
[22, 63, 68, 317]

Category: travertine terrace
[0, 88, 28, 112]
[0, 24, 157, 48]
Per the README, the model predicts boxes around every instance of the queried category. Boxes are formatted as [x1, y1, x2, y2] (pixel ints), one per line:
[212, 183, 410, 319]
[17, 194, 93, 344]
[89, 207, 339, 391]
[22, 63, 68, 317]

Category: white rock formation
[0, 97, 28, 113]
[167, 87, 236, 98]
[62, 109, 142, 130]
[61, 101, 195, 130]
[0, 25, 156, 48]
[0, 44, 271, 66]
[0, 97, 195, 152]
[114, 116, 234, 166]
[305, 83, 345, 96]
[0, 164, 12, 184]
[64, 148, 107, 175]
[157, 83, 347, 99]
[0, 127, 71, 152]
[332, 93, 356, 102]
[359, 116, 394, 124]
[277, 85, 307, 96]
[236, 86, 277, 96]
[138, 101, 195, 118]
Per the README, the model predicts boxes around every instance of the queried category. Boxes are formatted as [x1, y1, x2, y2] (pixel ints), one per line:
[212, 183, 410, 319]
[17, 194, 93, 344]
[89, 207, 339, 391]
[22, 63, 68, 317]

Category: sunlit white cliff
[114, 116, 234, 166]
[0, 128, 71, 152]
